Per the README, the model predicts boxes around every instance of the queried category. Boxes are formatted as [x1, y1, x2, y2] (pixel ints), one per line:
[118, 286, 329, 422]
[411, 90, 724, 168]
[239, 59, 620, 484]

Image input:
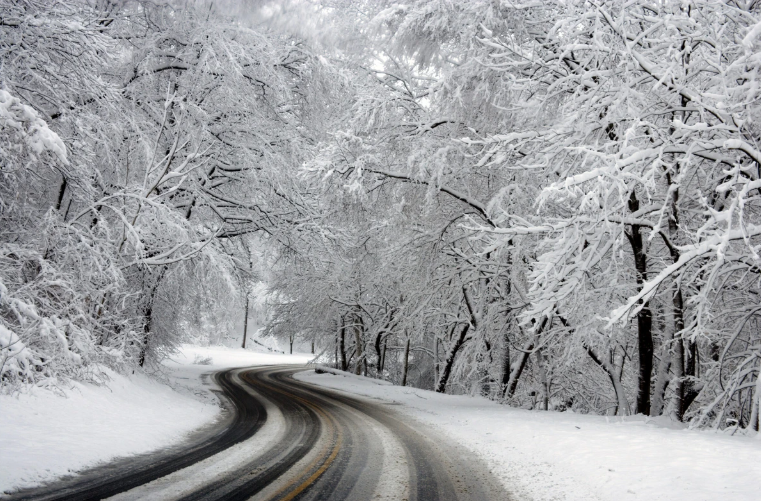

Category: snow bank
[0, 345, 311, 494]
[296, 368, 761, 501]
[0, 367, 216, 493]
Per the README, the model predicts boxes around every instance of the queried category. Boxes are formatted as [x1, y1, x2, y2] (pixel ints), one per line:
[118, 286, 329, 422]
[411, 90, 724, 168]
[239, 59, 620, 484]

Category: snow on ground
[167, 344, 312, 370]
[0, 344, 311, 495]
[295, 368, 761, 501]
[0, 366, 217, 494]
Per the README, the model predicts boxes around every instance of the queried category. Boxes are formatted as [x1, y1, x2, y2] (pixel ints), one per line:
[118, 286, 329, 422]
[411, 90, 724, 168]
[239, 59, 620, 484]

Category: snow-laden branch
[606, 225, 761, 327]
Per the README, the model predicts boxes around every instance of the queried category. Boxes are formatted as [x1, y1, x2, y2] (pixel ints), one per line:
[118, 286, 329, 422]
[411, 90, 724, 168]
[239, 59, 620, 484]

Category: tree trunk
[505, 319, 547, 399]
[138, 266, 167, 367]
[339, 316, 347, 371]
[627, 191, 654, 416]
[479, 339, 493, 397]
[434, 335, 440, 386]
[401, 337, 411, 386]
[435, 323, 470, 393]
[436, 286, 479, 393]
[374, 310, 396, 378]
[750, 369, 761, 432]
[138, 304, 152, 368]
[535, 348, 549, 411]
[672, 333, 685, 421]
[651, 322, 673, 416]
[684, 342, 700, 406]
[586, 344, 630, 416]
[353, 313, 363, 376]
[668, 229, 687, 420]
[500, 333, 511, 397]
[55, 175, 68, 211]
[241, 296, 249, 349]
[374, 333, 383, 377]
[63, 197, 73, 221]
[663, 101, 702, 419]
[380, 337, 387, 374]
[505, 341, 534, 399]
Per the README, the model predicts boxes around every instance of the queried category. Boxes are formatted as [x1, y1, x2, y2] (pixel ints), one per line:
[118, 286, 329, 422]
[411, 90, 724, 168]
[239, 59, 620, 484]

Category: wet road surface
[6, 366, 510, 501]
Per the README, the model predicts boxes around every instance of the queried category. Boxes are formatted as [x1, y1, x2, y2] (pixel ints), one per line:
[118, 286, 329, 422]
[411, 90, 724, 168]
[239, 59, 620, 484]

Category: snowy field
[0, 345, 311, 494]
[296, 368, 761, 501]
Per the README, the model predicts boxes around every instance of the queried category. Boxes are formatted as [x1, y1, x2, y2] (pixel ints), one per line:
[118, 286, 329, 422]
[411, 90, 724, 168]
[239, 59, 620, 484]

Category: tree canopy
[2, 0, 761, 432]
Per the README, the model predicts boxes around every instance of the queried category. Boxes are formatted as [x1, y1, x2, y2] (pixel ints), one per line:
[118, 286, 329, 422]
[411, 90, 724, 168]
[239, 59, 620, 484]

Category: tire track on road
[7, 365, 511, 501]
[6, 369, 267, 501]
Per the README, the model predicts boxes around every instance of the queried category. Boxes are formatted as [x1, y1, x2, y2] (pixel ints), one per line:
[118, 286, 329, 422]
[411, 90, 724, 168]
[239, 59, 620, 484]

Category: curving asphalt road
[7, 366, 510, 501]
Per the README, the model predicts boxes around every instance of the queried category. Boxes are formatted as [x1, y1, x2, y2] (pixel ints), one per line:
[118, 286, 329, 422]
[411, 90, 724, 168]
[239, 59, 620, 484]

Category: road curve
[6, 366, 510, 501]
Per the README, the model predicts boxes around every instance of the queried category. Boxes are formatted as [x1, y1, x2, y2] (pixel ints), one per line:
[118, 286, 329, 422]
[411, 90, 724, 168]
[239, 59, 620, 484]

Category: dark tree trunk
[500, 332, 511, 397]
[380, 337, 387, 373]
[55, 175, 68, 211]
[339, 316, 347, 371]
[138, 266, 167, 367]
[535, 348, 549, 411]
[63, 197, 73, 221]
[433, 335, 439, 385]
[138, 304, 152, 368]
[662, 169, 701, 420]
[505, 341, 532, 399]
[627, 191, 654, 416]
[436, 286, 479, 393]
[479, 339, 493, 397]
[672, 282, 687, 420]
[435, 323, 470, 393]
[374, 310, 396, 378]
[505, 318, 547, 399]
[374, 333, 383, 377]
[683, 341, 700, 412]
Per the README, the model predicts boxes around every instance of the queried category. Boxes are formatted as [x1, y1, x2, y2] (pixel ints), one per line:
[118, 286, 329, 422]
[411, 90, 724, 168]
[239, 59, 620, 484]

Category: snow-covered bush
[192, 354, 213, 366]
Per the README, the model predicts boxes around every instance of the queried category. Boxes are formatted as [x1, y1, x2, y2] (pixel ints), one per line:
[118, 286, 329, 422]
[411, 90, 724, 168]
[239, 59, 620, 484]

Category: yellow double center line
[241, 370, 344, 501]
[275, 399, 343, 501]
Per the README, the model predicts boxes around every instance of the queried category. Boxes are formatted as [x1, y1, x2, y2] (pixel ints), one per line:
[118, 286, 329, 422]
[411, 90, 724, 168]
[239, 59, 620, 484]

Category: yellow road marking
[240, 370, 344, 501]
[277, 427, 343, 501]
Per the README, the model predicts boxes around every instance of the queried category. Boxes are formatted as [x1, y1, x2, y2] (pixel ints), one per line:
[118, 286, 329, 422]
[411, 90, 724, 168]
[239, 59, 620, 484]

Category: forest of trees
[2, 0, 761, 432]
